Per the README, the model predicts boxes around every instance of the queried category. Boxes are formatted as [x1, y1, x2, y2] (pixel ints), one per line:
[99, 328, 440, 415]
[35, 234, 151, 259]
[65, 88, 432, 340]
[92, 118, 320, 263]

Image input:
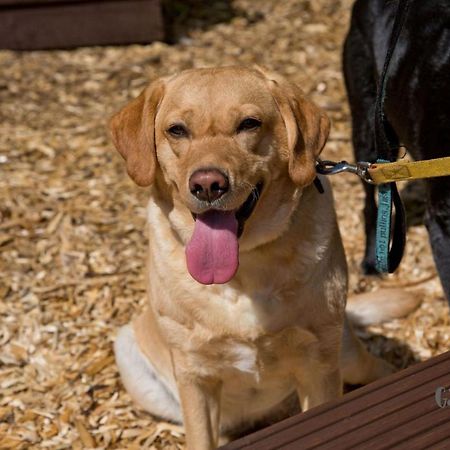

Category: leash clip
[316, 159, 375, 184]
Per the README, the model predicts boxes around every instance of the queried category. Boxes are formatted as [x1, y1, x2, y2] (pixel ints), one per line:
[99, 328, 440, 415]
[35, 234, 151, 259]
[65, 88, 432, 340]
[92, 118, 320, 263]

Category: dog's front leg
[174, 359, 222, 450]
[294, 364, 342, 412]
[178, 379, 222, 450]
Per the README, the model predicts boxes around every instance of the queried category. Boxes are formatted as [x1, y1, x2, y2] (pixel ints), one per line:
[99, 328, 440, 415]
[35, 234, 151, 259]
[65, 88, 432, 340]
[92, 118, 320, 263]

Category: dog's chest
[158, 281, 323, 375]
[202, 326, 319, 415]
[182, 313, 320, 385]
[223, 333, 315, 378]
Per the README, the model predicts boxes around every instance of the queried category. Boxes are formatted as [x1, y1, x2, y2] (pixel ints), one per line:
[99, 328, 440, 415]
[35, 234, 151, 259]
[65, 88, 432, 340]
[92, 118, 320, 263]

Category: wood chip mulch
[1, 0, 448, 448]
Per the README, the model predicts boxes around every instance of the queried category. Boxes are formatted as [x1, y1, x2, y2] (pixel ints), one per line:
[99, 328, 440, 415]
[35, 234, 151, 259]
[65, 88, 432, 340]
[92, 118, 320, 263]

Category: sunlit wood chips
[0, 0, 448, 448]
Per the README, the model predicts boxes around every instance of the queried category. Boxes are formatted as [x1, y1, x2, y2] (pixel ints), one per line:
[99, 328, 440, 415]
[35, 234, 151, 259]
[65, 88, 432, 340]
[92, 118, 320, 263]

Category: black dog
[343, 0, 450, 301]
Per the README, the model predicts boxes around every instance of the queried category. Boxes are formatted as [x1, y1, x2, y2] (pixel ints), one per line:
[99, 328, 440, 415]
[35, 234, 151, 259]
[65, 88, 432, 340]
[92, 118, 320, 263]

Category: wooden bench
[222, 351, 450, 449]
[0, 0, 163, 50]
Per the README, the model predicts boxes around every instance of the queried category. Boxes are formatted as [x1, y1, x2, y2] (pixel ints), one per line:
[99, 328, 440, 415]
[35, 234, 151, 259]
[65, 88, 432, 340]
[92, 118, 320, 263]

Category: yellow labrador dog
[110, 66, 418, 449]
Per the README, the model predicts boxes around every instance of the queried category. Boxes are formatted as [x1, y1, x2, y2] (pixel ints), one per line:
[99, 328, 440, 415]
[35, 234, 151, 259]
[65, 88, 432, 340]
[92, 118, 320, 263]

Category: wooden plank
[0, 0, 152, 8]
[222, 351, 450, 449]
[0, 0, 163, 50]
[0, 1, 94, 6]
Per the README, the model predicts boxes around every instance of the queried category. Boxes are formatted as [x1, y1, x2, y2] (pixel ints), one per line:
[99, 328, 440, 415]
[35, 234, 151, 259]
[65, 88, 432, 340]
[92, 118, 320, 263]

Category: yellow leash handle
[368, 157, 450, 184]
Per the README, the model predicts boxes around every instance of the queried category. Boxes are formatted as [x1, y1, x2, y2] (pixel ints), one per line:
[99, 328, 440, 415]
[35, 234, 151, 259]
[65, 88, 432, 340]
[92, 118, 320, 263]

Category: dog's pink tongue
[186, 210, 239, 285]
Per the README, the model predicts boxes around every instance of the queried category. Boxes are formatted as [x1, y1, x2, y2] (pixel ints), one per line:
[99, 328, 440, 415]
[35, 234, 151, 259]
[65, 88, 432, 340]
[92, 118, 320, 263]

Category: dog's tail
[346, 288, 421, 326]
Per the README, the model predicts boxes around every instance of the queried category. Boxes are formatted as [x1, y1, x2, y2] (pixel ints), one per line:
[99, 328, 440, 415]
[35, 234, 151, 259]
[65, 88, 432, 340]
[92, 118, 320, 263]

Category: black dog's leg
[360, 184, 378, 274]
[425, 178, 450, 301]
[343, 15, 379, 274]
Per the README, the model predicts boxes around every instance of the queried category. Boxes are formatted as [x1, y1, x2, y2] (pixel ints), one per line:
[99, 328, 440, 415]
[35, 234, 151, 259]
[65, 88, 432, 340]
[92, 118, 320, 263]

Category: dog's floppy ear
[259, 69, 330, 186]
[109, 79, 165, 186]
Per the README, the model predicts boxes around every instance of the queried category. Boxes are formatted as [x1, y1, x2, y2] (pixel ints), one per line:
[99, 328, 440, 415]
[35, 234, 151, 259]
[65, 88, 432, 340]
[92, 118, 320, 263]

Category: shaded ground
[0, 0, 448, 448]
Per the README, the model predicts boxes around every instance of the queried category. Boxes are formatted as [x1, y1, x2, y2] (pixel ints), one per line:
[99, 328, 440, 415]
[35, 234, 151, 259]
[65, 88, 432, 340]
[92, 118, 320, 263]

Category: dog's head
[110, 66, 329, 285]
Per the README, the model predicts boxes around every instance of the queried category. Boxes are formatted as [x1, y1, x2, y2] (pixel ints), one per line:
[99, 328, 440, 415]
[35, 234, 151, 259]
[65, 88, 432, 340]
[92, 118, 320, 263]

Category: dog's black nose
[189, 169, 229, 202]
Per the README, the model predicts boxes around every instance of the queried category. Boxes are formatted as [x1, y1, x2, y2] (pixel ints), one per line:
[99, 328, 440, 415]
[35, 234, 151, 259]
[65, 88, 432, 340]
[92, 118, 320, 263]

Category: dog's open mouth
[235, 182, 264, 238]
[186, 182, 263, 285]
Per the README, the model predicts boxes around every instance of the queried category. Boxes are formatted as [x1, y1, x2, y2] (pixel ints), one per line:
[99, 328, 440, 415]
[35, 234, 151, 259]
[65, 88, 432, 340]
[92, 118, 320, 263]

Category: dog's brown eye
[167, 124, 188, 138]
[237, 118, 262, 133]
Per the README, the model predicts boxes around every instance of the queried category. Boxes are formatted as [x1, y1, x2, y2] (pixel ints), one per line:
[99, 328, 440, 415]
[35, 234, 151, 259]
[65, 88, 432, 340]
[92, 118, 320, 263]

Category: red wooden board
[0, 0, 163, 50]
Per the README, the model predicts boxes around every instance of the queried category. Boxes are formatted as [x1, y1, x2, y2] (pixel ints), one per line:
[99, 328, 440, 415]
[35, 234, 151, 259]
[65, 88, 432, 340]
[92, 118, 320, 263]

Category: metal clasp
[316, 159, 375, 184]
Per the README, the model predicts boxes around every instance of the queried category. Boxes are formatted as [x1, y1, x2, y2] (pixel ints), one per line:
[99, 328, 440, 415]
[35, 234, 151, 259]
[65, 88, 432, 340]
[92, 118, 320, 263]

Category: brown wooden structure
[0, 0, 163, 50]
[222, 351, 450, 449]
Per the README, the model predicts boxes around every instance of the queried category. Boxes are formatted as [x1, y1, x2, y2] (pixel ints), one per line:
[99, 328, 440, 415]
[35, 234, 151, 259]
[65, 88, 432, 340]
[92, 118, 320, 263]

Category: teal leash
[374, 160, 406, 274]
[375, 159, 392, 273]
[316, 159, 406, 274]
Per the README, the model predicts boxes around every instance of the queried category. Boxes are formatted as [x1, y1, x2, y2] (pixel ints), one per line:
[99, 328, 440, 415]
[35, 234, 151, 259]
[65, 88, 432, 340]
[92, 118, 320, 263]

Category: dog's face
[110, 67, 329, 285]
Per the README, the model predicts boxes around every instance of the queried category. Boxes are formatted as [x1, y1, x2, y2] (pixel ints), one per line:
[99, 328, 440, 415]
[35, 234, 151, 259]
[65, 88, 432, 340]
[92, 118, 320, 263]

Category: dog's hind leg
[343, 4, 380, 274]
[342, 288, 420, 382]
[114, 324, 183, 423]
[340, 316, 394, 385]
